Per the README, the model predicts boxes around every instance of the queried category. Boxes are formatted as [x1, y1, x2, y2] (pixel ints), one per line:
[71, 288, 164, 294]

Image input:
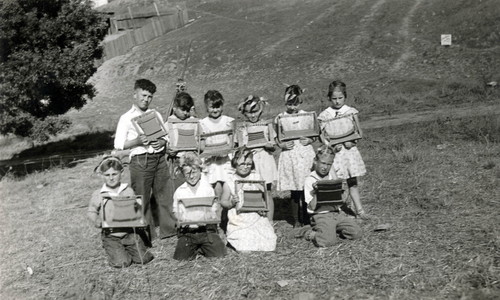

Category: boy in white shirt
[172, 152, 227, 260]
[113, 79, 176, 240]
[297, 145, 362, 247]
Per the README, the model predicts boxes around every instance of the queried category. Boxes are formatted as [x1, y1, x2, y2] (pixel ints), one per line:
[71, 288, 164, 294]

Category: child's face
[101, 167, 122, 189]
[329, 90, 345, 109]
[314, 155, 334, 177]
[182, 165, 202, 186]
[173, 106, 191, 120]
[243, 106, 261, 123]
[236, 156, 253, 177]
[133, 88, 154, 111]
[285, 103, 299, 114]
[207, 102, 223, 119]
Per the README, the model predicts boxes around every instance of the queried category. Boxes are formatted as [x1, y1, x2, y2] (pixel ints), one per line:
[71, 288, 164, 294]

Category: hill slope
[69, 0, 500, 132]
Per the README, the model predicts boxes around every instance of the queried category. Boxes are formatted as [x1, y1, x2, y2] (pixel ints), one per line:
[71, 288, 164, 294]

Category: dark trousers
[130, 152, 176, 239]
[173, 226, 227, 261]
[101, 232, 154, 268]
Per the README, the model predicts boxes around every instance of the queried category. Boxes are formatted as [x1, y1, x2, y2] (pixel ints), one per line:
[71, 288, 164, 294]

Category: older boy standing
[114, 79, 176, 240]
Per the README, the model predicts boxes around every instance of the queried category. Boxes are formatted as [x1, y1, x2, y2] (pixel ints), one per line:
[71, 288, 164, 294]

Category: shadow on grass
[0, 131, 115, 178]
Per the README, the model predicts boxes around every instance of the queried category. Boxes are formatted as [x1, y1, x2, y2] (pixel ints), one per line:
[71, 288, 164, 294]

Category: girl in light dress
[199, 90, 234, 196]
[199, 90, 234, 231]
[318, 80, 369, 219]
[236, 95, 277, 220]
[275, 85, 316, 227]
[221, 149, 277, 252]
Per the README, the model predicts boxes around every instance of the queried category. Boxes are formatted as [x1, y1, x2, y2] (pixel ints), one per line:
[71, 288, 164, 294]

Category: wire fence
[0, 150, 111, 179]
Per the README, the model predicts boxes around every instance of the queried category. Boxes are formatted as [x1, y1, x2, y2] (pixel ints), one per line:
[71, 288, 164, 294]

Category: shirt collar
[131, 104, 151, 114]
[100, 183, 129, 195]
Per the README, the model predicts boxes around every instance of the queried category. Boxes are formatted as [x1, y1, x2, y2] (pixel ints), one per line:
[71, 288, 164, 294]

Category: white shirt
[304, 169, 345, 214]
[173, 176, 218, 226]
[114, 105, 166, 157]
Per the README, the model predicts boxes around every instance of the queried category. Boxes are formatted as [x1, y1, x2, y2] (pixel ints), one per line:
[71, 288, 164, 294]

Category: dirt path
[390, 0, 425, 72]
[350, 0, 387, 49]
[362, 103, 500, 129]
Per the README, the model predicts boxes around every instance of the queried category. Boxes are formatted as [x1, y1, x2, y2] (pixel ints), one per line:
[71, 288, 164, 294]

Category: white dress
[318, 105, 366, 178]
[199, 115, 234, 184]
[226, 171, 277, 251]
[275, 110, 316, 191]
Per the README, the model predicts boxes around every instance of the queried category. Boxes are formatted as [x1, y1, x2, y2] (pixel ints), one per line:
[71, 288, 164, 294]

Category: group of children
[87, 78, 368, 267]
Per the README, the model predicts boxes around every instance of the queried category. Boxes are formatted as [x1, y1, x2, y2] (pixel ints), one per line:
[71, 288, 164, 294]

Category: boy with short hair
[114, 79, 176, 240]
[172, 152, 227, 260]
[297, 145, 362, 247]
[88, 156, 154, 268]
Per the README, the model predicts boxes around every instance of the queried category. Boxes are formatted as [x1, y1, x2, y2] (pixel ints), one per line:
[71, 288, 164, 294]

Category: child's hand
[333, 144, 343, 152]
[344, 141, 356, 149]
[312, 182, 318, 190]
[139, 135, 150, 146]
[94, 220, 102, 228]
[150, 139, 166, 150]
[280, 141, 294, 150]
[264, 142, 276, 151]
[165, 145, 178, 157]
[230, 195, 239, 207]
[299, 137, 313, 146]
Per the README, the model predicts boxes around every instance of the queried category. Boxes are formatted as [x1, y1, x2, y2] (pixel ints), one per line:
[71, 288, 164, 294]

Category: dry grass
[1, 0, 500, 298]
[1, 115, 499, 299]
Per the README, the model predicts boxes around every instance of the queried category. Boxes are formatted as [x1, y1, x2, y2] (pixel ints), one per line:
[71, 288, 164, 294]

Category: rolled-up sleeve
[114, 115, 128, 150]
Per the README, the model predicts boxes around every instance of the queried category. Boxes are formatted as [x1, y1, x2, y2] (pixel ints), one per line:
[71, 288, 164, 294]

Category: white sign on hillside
[441, 34, 452, 46]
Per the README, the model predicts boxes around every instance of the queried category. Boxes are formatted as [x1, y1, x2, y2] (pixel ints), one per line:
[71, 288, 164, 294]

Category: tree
[0, 0, 108, 140]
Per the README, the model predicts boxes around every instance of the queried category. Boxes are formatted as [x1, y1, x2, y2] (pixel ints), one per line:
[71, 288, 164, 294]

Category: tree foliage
[0, 0, 108, 139]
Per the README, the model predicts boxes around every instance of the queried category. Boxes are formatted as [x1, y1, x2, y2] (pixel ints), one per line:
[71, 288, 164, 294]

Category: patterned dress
[275, 110, 316, 191]
[318, 105, 366, 178]
[226, 171, 277, 251]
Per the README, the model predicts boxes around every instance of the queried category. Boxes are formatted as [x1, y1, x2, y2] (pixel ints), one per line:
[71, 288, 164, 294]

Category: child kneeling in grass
[296, 145, 362, 247]
[172, 152, 227, 261]
[87, 156, 154, 268]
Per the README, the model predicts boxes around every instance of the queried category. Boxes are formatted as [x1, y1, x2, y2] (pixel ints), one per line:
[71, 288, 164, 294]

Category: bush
[30, 116, 72, 142]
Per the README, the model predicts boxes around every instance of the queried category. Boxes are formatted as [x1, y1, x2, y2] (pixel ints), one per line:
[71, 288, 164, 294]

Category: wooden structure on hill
[98, 1, 189, 60]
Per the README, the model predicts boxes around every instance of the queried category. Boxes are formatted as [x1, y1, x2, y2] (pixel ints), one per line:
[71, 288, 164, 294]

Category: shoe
[356, 212, 372, 220]
[304, 230, 315, 241]
[293, 222, 304, 228]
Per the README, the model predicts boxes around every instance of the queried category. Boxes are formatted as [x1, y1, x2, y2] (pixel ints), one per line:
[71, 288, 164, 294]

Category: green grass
[1, 115, 499, 299]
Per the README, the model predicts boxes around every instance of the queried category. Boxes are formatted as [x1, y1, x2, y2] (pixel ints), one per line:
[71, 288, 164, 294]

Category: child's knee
[108, 256, 132, 268]
[132, 251, 154, 265]
[341, 227, 362, 240]
[312, 231, 337, 247]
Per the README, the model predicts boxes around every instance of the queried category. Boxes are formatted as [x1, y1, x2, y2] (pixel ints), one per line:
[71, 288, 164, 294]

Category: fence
[102, 2, 188, 60]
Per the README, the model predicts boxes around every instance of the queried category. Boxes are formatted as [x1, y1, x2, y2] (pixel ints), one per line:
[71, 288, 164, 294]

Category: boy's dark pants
[101, 232, 154, 268]
[310, 212, 362, 247]
[173, 225, 227, 261]
[130, 152, 177, 239]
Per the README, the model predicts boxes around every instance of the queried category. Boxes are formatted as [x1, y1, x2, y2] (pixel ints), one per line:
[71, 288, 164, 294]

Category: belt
[134, 151, 165, 157]
[178, 224, 217, 234]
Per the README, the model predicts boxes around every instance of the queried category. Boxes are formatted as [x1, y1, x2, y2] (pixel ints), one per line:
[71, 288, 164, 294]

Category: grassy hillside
[68, 0, 499, 134]
[1, 115, 499, 299]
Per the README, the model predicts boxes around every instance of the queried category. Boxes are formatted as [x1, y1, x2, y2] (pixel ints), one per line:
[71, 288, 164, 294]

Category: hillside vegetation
[70, 0, 499, 133]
